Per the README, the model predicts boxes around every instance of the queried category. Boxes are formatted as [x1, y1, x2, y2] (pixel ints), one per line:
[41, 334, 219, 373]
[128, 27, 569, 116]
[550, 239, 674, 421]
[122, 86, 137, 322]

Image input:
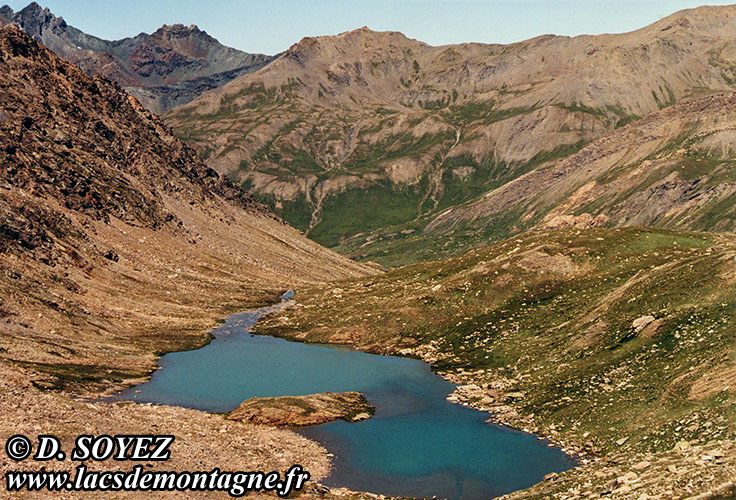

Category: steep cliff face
[165, 5, 736, 250]
[0, 24, 371, 394]
[0, 2, 276, 113]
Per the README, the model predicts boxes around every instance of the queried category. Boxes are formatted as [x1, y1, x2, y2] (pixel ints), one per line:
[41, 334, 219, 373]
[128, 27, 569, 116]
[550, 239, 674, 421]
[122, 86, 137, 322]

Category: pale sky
[4, 1, 735, 55]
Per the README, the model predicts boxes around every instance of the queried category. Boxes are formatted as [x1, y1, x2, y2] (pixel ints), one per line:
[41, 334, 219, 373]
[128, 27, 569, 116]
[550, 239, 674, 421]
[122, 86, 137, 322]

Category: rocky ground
[447, 376, 735, 500]
[0, 364, 332, 500]
[228, 392, 374, 426]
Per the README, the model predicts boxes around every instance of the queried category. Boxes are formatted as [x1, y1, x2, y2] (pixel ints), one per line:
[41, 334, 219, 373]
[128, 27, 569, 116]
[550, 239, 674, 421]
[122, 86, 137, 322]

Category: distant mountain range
[0, 2, 276, 113]
[164, 5, 736, 264]
[5, 2, 736, 268]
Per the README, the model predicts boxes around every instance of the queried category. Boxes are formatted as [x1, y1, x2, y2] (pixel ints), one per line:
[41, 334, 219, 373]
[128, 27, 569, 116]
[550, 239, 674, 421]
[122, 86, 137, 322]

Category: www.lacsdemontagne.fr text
[4, 434, 310, 497]
[6, 464, 310, 497]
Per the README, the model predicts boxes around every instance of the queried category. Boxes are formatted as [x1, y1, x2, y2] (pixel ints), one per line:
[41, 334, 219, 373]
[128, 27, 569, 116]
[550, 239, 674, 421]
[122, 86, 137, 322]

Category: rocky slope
[343, 90, 736, 266]
[255, 227, 736, 499]
[0, 23, 372, 496]
[167, 4, 736, 251]
[429, 92, 736, 234]
[228, 392, 374, 426]
[0, 2, 275, 113]
[0, 20, 371, 393]
[0, 365, 336, 499]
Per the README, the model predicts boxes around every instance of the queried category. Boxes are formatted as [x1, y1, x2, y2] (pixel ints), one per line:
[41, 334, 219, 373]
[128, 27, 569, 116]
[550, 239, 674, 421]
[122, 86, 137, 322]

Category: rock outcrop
[228, 392, 374, 426]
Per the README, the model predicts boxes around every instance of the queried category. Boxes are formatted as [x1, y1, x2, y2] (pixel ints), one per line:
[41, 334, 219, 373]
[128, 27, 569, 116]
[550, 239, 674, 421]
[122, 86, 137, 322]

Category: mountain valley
[339, 90, 736, 265]
[0, 2, 734, 499]
[0, 23, 371, 496]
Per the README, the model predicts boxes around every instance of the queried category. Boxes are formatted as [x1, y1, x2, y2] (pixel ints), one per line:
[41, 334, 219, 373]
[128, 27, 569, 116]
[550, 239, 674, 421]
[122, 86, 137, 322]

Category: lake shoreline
[253, 285, 736, 500]
[103, 292, 735, 500]
[117, 293, 575, 500]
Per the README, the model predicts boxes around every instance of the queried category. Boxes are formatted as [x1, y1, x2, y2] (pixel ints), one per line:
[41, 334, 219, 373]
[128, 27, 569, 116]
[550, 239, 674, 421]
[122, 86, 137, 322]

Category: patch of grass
[342, 130, 456, 175]
[690, 191, 736, 231]
[249, 190, 314, 232]
[555, 102, 640, 129]
[308, 180, 429, 247]
[11, 360, 140, 392]
[337, 204, 536, 267]
[333, 141, 588, 267]
[282, 148, 322, 174]
[445, 101, 539, 125]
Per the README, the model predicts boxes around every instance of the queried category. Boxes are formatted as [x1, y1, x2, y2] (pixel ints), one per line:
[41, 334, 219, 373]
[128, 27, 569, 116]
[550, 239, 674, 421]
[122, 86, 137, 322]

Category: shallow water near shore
[120, 296, 575, 499]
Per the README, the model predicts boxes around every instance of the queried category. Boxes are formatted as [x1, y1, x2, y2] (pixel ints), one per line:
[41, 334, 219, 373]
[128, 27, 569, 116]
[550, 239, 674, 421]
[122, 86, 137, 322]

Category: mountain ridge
[166, 4, 736, 254]
[0, 2, 276, 112]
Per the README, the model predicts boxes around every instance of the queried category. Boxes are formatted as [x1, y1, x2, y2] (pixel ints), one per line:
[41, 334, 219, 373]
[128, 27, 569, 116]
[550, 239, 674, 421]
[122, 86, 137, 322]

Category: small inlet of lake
[119, 294, 575, 500]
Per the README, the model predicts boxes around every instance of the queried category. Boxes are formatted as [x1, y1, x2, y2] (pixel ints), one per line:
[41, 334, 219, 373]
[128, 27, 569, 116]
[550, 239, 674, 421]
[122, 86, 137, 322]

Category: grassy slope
[334, 202, 536, 267]
[255, 227, 735, 458]
[168, 94, 601, 251]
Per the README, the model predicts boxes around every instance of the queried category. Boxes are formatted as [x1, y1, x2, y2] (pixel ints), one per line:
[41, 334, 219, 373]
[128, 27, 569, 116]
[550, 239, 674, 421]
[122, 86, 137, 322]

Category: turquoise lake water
[120, 298, 575, 499]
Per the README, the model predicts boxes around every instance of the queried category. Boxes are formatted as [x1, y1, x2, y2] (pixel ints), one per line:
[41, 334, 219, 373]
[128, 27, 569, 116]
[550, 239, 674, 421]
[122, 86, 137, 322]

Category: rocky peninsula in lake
[228, 392, 374, 426]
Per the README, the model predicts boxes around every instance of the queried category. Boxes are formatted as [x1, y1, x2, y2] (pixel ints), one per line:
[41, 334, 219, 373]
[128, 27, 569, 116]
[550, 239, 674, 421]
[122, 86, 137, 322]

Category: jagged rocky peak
[156, 23, 203, 35]
[152, 22, 215, 43]
[0, 22, 239, 242]
[0, 2, 277, 113]
[0, 21, 367, 274]
[2, 2, 66, 33]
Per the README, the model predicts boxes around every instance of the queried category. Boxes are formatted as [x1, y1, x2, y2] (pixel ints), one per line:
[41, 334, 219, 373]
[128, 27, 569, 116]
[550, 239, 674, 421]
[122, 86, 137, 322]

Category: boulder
[632, 315, 656, 332]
